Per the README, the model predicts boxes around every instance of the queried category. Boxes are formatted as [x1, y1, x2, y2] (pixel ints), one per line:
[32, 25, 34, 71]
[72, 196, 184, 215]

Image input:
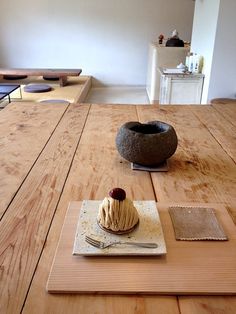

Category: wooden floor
[0, 102, 236, 313]
[85, 86, 150, 104]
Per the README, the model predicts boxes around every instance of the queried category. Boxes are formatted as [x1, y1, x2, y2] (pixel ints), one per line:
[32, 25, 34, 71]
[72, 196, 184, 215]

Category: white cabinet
[159, 69, 204, 104]
[146, 43, 189, 103]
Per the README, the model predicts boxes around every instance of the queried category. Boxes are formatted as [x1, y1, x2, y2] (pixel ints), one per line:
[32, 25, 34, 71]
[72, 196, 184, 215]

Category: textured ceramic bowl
[116, 121, 178, 166]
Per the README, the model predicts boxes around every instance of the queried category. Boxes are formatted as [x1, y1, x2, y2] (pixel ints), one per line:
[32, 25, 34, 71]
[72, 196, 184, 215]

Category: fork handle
[121, 242, 158, 248]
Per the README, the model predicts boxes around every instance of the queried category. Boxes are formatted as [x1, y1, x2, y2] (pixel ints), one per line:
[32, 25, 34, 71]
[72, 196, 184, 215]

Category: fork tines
[85, 235, 101, 248]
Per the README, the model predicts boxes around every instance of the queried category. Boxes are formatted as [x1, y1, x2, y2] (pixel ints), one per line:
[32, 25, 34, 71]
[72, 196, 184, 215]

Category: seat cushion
[24, 84, 52, 93]
[39, 99, 69, 104]
[3, 75, 28, 80]
[211, 98, 236, 104]
[43, 76, 60, 81]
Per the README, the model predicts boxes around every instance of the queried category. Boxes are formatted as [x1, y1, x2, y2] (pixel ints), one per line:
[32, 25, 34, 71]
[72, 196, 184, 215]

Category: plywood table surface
[0, 102, 236, 314]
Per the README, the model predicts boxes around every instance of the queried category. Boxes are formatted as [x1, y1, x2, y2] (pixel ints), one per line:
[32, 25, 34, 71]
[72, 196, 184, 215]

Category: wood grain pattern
[76, 76, 92, 103]
[192, 105, 236, 163]
[23, 104, 179, 313]
[0, 103, 235, 314]
[212, 103, 236, 128]
[0, 104, 89, 314]
[61, 104, 155, 201]
[0, 102, 68, 218]
[136, 105, 236, 205]
[179, 296, 236, 314]
[136, 105, 236, 314]
[138, 105, 236, 314]
[47, 201, 236, 294]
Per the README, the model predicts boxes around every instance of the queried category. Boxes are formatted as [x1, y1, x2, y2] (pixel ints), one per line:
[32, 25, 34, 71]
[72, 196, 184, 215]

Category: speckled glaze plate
[72, 200, 167, 256]
[97, 219, 139, 235]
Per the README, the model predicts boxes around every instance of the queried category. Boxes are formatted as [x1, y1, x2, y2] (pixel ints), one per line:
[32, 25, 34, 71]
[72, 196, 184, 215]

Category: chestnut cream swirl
[98, 197, 139, 232]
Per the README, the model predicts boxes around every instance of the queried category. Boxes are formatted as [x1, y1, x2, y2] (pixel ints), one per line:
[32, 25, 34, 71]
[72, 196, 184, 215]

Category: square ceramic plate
[73, 200, 167, 256]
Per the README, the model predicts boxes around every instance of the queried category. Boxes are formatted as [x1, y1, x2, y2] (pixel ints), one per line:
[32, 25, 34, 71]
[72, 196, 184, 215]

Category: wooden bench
[0, 68, 82, 86]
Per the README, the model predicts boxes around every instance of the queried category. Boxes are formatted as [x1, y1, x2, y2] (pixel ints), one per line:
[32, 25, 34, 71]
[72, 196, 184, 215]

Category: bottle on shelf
[187, 52, 194, 72]
[186, 52, 203, 73]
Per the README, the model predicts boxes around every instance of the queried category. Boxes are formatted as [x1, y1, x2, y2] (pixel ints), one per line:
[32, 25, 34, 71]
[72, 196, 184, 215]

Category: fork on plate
[85, 235, 158, 249]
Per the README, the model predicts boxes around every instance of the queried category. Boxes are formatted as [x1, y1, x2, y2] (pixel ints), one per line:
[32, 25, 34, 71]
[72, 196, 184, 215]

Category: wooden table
[0, 102, 236, 314]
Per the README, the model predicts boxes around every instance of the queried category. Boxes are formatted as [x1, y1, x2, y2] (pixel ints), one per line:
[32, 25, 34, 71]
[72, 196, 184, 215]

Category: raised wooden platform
[0, 75, 91, 105]
[0, 68, 82, 86]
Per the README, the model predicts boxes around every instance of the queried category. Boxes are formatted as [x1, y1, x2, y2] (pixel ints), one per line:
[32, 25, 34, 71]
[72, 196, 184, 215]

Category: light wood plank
[179, 296, 236, 314]
[136, 105, 236, 314]
[137, 105, 236, 313]
[0, 102, 68, 218]
[190, 105, 236, 225]
[76, 76, 92, 103]
[23, 104, 179, 314]
[47, 201, 236, 294]
[212, 103, 236, 128]
[0, 103, 89, 314]
[191, 105, 236, 163]
[137, 105, 236, 206]
[57, 104, 155, 201]
[3, 104, 235, 314]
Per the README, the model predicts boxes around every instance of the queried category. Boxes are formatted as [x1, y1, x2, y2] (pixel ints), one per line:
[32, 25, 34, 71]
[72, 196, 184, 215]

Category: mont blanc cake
[97, 188, 139, 234]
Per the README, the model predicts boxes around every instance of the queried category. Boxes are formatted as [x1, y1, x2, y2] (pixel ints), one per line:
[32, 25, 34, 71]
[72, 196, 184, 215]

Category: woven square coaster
[169, 206, 228, 241]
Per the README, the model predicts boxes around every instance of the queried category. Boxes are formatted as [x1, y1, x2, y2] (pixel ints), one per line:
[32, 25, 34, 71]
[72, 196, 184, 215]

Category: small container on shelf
[158, 34, 164, 45]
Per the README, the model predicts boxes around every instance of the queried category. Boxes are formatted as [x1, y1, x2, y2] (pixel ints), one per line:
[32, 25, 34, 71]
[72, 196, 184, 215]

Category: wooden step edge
[75, 76, 92, 103]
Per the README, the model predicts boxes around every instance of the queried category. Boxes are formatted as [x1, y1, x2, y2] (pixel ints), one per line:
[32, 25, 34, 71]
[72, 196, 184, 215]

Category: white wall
[191, 0, 236, 103]
[191, 0, 220, 103]
[208, 0, 236, 100]
[0, 0, 194, 86]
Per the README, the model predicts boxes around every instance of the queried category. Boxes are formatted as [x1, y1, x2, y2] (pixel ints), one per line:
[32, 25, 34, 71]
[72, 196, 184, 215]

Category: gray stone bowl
[116, 121, 178, 166]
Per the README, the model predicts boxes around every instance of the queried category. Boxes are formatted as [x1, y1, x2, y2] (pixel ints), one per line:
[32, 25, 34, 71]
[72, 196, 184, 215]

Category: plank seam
[0, 103, 70, 222]
[192, 108, 236, 166]
[135, 105, 159, 203]
[20, 104, 91, 313]
[212, 104, 236, 128]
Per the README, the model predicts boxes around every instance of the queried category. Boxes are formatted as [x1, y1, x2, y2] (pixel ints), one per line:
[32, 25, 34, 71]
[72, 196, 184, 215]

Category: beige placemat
[169, 206, 228, 241]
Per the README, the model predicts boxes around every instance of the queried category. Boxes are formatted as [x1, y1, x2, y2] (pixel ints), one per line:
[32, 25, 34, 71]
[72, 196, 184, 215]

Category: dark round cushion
[3, 75, 28, 80]
[39, 99, 69, 104]
[24, 84, 52, 93]
[43, 76, 59, 81]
